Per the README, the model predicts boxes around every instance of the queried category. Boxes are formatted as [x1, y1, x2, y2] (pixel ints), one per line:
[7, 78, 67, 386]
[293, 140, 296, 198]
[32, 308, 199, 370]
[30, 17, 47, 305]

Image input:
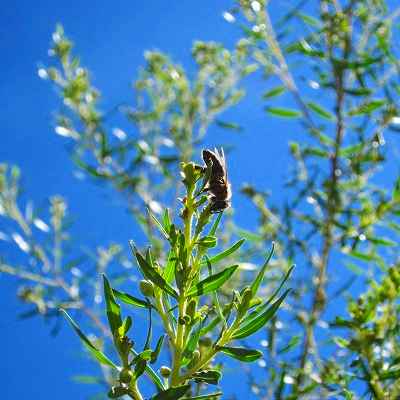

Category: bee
[202, 148, 232, 213]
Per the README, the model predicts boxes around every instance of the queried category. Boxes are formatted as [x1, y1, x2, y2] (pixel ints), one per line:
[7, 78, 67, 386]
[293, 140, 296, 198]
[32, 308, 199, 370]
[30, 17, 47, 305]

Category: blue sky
[3, 1, 397, 399]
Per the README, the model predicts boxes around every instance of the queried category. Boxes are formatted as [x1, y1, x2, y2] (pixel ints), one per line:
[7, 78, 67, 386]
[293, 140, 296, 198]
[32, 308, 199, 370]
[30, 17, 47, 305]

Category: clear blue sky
[3, 1, 393, 399]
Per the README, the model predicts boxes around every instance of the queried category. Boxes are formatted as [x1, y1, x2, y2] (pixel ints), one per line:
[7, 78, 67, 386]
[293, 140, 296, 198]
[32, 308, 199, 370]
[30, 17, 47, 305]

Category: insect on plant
[201, 148, 232, 213]
[61, 149, 292, 400]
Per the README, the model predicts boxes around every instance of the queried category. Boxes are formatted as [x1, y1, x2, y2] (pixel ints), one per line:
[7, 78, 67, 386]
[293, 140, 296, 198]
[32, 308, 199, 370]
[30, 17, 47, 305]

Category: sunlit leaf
[113, 289, 149, 309]
[265, 107, 302, 118]
[151, 385, 190, 400]
[201, 239, 245, 265]
[151, 334, 166, 364]
[250, 243, 274, 296]
[263, 86, 286, 99]
[130, 242, 178, 299]
[103, 275, 123, 335]
[192, 370, 221, 385]
[61, 309, 118, 369]
[130, 348, 165, 391]
[184, 392, 222, 399]
[348, 99, 385, 116]
[218, 346, 262, 362]
[307, 101, 334, 120]
[232, 289, 290, 339]
[186, 265, 238, 297]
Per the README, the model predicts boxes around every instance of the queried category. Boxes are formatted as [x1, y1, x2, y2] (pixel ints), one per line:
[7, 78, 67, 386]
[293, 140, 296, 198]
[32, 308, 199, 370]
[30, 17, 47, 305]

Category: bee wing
[218, 147, 228, 181]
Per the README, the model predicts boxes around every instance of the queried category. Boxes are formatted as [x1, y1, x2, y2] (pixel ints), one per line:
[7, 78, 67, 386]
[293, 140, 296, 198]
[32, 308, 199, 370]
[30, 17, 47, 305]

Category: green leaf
[163, 249, 177, 283]
[130, 348, 165, 391]
[182, 320, 203, 366]
[197, 236, 217, 248]
[347, 250, 379, 262]
[215, 120, 242, 132]
[202, 239, 245, 265]
[250, 243, 274, 296]
[208, 213, 223, 236]
[380, 365, 400, 380]
[186, 265, 239, 297]
[108, 386, 129, 398]
[339, 143, 364, 157]
[348, 99, 385, 116]
[218, 346, 262, 362]
[344, 87, 372, 96]
[151, 334, 166, 364]
[130, 242, 178, 299]
[263, 86, 285, 99]
[250, 265, 294, 318]
[113, 289, 150, 309]
[278, 335, 301, 354]
[232, 289, 290, 339]
[148, 208, 169, 240]
[72, 375, 103, 385]
[298, 13, 321, 27]
[134, 358, 147, 379]
[151, 385, 190, 400]
[103, 275, 123, 335]
[162, 208, 171, 231]
[307, 101, 334, 120]
[144, 305, 153, 350]
[61, 309, 117, 369]
[192, 370, 221, 385]
[184, 392, 222, 399]
[265, 107, 302, 118]
[367, 236, 396, 247]
[118, 316, 132, 337]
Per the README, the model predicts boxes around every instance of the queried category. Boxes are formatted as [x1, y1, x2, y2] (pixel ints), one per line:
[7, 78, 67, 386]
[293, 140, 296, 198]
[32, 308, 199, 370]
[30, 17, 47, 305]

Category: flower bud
[139, 280, 154, 297]
[160, 366, 171, 378]
[119, 368, 133, 384]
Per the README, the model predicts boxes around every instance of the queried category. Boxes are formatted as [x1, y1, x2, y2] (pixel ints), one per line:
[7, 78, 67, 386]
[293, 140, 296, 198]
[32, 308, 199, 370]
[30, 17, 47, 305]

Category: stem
[294, 2, 352, 391]
[170, 184, 195, 386]
[129, 380, 144, 400]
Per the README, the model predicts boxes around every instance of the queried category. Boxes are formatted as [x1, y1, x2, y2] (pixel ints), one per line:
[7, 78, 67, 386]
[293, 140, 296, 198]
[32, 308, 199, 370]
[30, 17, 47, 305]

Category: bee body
[202, 148, 232, 213]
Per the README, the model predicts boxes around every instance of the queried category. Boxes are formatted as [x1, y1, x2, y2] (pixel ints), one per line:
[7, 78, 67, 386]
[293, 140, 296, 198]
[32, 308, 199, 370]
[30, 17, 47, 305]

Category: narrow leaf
[113, 289, 149, 309]
[201, 239, 245, 265]
[151, 334, 166, 364]
[278, 335, 301, 354]
[182, 320, 203, 366]
[218, 346, 262, 362]
[197, 236, 217, 248]
[108, 386, 129, 398]
[208, 213, 223, 236]
[232, 289, 290, 339]
[263, 86, 285, 99]
[215, 120, 242, 132]
[250, 243, 274, 296]
[130, 348, 165, 391]
[103, 275, 122, 335]
[148, 208, 169, 240]
[186, 265, 239, 297]
[265, 107, 301, 118]
[61, 309, 117, 369]
[348, 99, 385, 116]
[151, 385, 190, 400]
[130, 242, 178, 299]
[307, 101, 334, 120]
[184, 392, 222, 399]
[192, 370, 221, 385]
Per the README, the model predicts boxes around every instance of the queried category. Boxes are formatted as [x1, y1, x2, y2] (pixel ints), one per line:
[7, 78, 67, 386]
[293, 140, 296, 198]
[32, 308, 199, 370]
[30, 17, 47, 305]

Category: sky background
[2, 1, 399, 399]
